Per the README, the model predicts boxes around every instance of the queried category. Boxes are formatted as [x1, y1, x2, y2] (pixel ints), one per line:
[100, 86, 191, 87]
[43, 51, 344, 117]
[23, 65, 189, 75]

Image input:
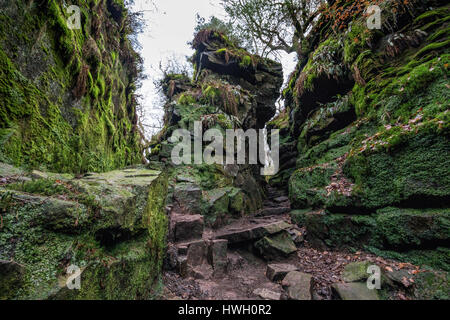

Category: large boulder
[254, 231, 297, 261]
[343, 133, 450, 211]
[192, 30, 283, 129]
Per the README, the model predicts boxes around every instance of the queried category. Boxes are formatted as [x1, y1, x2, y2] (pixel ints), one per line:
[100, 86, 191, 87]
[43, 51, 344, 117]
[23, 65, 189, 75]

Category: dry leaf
[398, 263, 408, 269]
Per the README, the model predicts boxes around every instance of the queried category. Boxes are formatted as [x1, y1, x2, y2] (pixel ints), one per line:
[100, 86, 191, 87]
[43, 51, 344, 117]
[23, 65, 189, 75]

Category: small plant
[192, 29, 215, 49]
[201, 81, 239, 116]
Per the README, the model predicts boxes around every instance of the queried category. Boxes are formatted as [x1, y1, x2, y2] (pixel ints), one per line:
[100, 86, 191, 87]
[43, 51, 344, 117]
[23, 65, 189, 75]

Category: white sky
[130, 0, 297, 139]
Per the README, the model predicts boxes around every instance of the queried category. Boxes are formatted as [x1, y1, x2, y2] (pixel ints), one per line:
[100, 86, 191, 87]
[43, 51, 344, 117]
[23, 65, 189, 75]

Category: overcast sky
[130, 0, 297, 139]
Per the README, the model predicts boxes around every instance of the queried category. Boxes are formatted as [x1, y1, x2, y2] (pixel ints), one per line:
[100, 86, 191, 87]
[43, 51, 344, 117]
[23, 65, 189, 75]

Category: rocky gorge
[0, 0, 449, 300]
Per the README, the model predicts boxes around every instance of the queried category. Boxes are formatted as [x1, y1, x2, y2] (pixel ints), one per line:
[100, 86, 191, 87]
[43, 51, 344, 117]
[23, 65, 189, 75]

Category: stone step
[170, 213, 204, 242]
[267, 192, 285, 198]
[273, 196, 289, 204]
[214, 220, 292, 244]
[263, 201, 278, 207]
[257, 207, 291, 217]
[175, 239, 229, 279]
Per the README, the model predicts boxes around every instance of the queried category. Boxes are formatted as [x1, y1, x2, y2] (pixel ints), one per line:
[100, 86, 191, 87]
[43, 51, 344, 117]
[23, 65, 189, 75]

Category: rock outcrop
[1, 0, 449, 301]
[0, 164, 168, 299]
[271, 0, 450, 273]
[149, 30, 283, 228]
[0, 1, 144, 173]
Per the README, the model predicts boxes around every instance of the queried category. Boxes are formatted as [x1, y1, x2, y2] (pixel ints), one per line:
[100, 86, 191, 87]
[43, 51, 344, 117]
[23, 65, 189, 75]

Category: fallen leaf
[398, 293, 408, 300]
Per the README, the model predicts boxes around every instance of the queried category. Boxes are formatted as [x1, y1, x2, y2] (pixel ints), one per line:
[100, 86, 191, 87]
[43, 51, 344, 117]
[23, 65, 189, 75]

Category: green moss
[267, 111, 290, 130]
[415, 39, 450, 58]
[289, 165, 336, 209]
[304, 208, 449, 262]
[344, 133, 450, 210]
[6, 178, 67, 196]
[215, 48, 227, 54]
[366, 247, 450, 273]
[0, 0, 143, 174]
[353, 53, 449, 120]
[202, 85, 220, 101]
[375, 207, 450, 249]
[177, 92, 197, 105]
[343, 22, 374, 65]
[143, 172, 168, 277]
[239, 55, 252, 68]
[298, 37, 345, 94]
[0, 168, 169, 300]
[290, 209, 312, 227]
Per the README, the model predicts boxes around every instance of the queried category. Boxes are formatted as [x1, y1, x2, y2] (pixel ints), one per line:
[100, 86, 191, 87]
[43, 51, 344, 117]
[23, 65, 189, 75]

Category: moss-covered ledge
[0, 165, 168, 300]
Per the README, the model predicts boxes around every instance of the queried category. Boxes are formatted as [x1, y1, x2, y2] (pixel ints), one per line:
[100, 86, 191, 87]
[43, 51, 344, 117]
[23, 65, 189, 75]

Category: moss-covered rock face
[280, 1, 450, 274]
[0, 165, 168, 299]
[302, 208, 449, 250]
[0, 0, 143, 173]
[149, 30, 283, 227]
